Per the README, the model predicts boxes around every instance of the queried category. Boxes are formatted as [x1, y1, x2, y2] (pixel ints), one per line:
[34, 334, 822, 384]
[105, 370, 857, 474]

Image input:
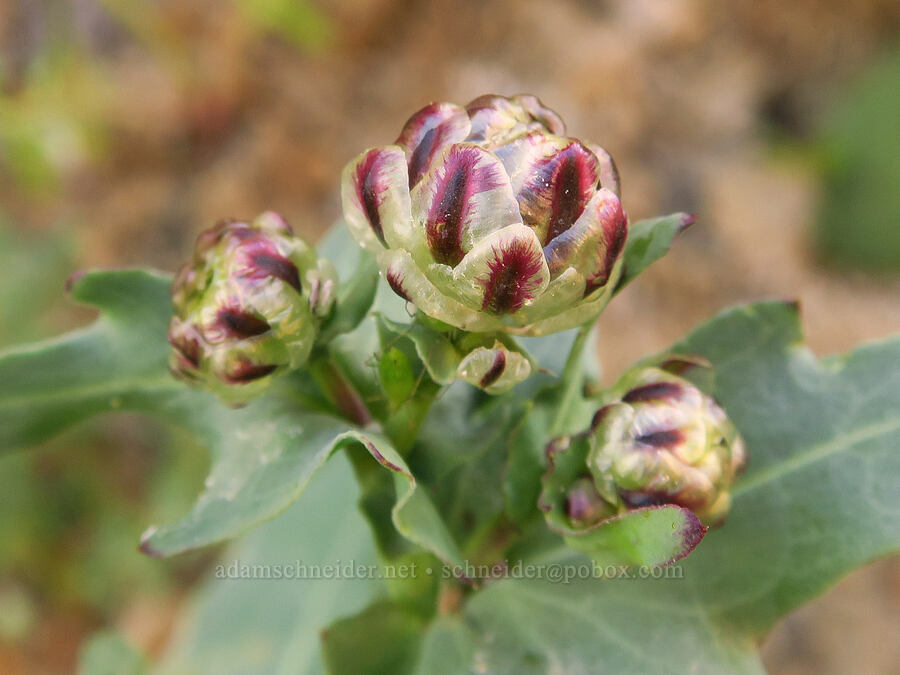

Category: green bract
[342, 94, 627, 336]
[375, 314, 535, 396]
[169, 211, 336, 404]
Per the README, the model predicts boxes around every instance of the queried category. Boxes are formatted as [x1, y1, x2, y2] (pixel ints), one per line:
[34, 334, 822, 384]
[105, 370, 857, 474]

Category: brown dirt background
[1, 0, 899, 672]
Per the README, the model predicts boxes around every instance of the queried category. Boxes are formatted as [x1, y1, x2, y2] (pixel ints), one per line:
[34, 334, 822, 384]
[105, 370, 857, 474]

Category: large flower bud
[342, 94, 627, 336]
[587, 366, 746, 525]
[168, 211, 336, 404]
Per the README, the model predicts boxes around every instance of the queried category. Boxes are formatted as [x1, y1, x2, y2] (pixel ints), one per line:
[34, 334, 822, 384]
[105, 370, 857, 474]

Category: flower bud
[454, 338, 532, 394]
[564, 477, 615, 528]
[587, 366, 746, 525]
[342, 94, 627, 336]
[168, 211, 336, 404]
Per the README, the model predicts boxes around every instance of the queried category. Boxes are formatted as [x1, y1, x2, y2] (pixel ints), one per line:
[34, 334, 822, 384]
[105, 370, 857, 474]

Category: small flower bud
[455, 339, 532, 394]
[564, 477, 614, 528]
[342, 94, 627, 336]
[587, 366, 746, 525]
[169, 211, 336, 404]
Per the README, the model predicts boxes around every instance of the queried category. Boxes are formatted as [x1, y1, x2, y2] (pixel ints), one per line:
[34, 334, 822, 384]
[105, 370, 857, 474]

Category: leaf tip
[672, 507, 706, 565]
[678, 213, 698, 232]
[780, 298, 802, 316]
[138, 526, 164, 558]
[65, 269, 88, 295]
[360, 437, 412, 480]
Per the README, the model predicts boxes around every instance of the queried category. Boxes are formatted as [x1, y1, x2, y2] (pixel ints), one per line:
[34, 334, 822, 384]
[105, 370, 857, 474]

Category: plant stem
[307, 349, 372, 427]
[382, 372, 441, 454]
[549, 324, 592, 437]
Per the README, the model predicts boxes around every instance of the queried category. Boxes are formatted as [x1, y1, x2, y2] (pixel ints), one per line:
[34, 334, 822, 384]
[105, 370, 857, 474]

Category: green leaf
[406, 327, 597, 555]
[323, 608, 480, 675]
[674, 301, 900, 633]
[411, 386, 518, 550]
[615, 212, 694, 293]
[318, 249, 379, 343]
[322, 601, 426, 674]
[8, 217, 899, 672]
[413, 617, 474, 674]
[462, 576, 765, 674]
[362, 431, 464, 568]
[503, 399, 551, 526]
[138, 409, 344, 556]
[0, 268, 177, 451]
[78, 632, 146, 675]
[503, 327, 603, 528]
[140, 420, 463, 564]
[376, 314, 462, 385]
[559, 506, 705, 567]
[395, 300, 900, 672]
[157, 452, 379, 675]
[0, 269, 461, 564]
[378, 347, 418, 407]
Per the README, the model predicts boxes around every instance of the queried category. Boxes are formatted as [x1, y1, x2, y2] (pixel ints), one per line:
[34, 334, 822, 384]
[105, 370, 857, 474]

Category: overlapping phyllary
[342, 94, 627, 336]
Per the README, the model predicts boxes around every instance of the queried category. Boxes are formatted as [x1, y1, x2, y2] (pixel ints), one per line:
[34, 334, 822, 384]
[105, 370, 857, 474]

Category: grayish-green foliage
[157, 454, 378, 675]
[615, 212, 693, 292]
[3, 217, 896, 673]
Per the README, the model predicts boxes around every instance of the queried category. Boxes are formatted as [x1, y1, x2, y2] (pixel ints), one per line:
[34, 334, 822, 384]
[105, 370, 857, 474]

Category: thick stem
[308, 349, 372, 427]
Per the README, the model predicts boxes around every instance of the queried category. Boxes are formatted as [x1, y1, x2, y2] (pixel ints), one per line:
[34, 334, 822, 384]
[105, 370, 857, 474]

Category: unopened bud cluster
[343, 94, 627, 336]
[168, 212, 335, 404]
[588, 365, 746, 525]
[544, 361, 746, 530]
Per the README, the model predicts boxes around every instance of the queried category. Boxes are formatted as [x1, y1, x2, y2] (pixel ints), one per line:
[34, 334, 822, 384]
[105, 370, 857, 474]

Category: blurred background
[1, 0, 899, 672]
